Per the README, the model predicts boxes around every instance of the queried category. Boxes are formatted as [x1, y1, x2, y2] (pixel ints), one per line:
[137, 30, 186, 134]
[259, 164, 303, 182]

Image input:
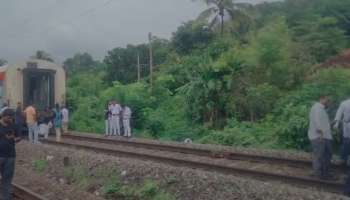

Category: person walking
[308, 95, 334, 180]
[105, 102, 112, 136]
[122, 105, 132, 137]
[0, 109, 22, 200]
[14, 102, 24, 133]
[24, 104, 38, 144]
[61, 105, 69, 134]
[334, 99, 350, 163]
[110, 101, 122, 136]
[53, 104, 62, 142]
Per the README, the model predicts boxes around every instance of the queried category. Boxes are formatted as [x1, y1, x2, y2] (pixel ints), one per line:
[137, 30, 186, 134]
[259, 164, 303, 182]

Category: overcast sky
[0, 0, 273, 63]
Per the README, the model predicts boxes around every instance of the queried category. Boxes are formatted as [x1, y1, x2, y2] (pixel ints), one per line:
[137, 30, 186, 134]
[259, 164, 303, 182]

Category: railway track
[43, 133, 346, 194]
[63, 132, 346, 171]
[12, 182, 47, 200]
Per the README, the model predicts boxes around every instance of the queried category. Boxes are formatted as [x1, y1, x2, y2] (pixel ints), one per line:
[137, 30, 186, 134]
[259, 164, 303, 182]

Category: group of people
[105, 101, 132, 137]
[0, 102, 69, 200]
[309, 96, 350, 184]
[5, 102, 69, 143]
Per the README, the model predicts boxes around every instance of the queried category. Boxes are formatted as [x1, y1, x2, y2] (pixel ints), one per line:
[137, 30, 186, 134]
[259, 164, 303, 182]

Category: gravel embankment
[14, 141, 349, 200]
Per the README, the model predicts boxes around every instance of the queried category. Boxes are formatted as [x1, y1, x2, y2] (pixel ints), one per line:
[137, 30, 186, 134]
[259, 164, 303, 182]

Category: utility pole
[148, 32, 153, 89]
[137, 53, 141, 82]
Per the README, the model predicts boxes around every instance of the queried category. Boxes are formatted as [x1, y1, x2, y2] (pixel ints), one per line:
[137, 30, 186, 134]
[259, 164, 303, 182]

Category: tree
[195, 0, 250, 35]
[292, 16, 347, 62]
[63, 53, 99, 75]
[0, 59, 7, 66]
[171, 21, 214, 55]
[104, 44, 149, 84]
[104, 38, 170, 85]
[31, 50, 54, 62]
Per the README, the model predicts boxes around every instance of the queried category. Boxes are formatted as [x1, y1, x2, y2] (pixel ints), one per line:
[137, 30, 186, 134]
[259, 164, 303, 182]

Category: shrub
[32, 159, 47, 173]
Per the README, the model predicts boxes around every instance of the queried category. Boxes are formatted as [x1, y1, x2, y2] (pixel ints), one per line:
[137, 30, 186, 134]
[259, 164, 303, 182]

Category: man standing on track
[122, 105, 132, 137]
[105, 102, 112, 136]
[333, 98, 350, 163]
[0, 109, 22, 200]
[24, 104, 38, 144]
[308, 95, 334, 180]
[61, 105, 69, 134]
[110, 101, 122, 136]
[53, 103, 62, 142]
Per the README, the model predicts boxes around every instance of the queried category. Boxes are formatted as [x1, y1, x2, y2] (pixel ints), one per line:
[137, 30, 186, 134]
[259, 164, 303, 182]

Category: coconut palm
[195, 0, 251, 35]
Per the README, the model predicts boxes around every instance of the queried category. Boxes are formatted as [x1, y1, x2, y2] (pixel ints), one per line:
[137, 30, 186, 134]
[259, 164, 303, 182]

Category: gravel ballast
[14, 141, 349, 200]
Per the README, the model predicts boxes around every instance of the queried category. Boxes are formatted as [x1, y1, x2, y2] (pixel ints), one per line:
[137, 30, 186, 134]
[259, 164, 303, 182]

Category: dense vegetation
[66, 0, 350, 151]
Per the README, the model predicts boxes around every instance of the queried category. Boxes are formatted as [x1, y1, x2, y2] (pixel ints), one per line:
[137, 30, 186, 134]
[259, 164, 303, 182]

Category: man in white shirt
[61, 105, 69, 134]
[110, 101, 122, 136]
[122, 105, 132, 137]
[308, 95, 333, 180]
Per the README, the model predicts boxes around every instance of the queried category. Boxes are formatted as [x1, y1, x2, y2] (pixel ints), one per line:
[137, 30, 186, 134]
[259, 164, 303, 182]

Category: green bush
[274, 69, 350, 150]
[32, 159, 48, 173]
[102, 176, 122, 195]
[199, 119, 277, 148]
[63, 165, 91, 190]
[139, 180, 159, 198]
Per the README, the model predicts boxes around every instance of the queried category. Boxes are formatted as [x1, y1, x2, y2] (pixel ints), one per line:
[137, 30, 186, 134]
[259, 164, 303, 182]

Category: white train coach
[0, 59, 66, 109]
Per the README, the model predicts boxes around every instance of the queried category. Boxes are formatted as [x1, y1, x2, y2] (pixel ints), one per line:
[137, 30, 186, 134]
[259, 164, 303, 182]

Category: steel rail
[12, 182, 48, 200]
[43, 139, 344, 194]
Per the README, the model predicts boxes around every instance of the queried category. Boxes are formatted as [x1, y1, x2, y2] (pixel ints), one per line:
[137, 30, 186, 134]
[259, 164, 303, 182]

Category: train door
[23, 69, 55, 110]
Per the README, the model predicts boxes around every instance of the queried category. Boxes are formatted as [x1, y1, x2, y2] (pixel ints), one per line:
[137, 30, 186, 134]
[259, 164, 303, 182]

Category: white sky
[0, 0, 275, 63]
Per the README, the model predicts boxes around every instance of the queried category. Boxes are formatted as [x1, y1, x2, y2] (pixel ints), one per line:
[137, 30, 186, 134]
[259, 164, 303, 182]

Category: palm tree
[195, 0, 250, 35]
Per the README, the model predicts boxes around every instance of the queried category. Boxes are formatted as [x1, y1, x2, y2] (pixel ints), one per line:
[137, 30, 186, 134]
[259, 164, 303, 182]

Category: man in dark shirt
[14, 102, 24, 134]
[0, 109, 21, 200]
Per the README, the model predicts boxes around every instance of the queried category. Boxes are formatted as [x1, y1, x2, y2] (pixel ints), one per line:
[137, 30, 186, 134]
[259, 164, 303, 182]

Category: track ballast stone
[15, 141, 349, 200]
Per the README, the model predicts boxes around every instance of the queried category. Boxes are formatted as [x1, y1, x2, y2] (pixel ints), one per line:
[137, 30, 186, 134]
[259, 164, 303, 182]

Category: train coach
[0, 59, 66, 110]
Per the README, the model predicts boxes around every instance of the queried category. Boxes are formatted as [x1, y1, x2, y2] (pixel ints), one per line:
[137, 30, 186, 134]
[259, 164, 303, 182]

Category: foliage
[67, 71, 106, 133]
[139, 179, 158, 198]
[104, 38, 169, 85]
[104, 44, 149, 84]
[102, 177, 175, 200]
[64, 165, 91, 189]
[171, 21, 214, 55]
[67, 0, 350, 152]
[200, 118, 277, 148]
[31, 50, 54, 62]
[194, 0, 251, 35]
[102, 175, 122, 195]
[32, 159, 48, 173]
[275, 69, 350, 150]
[63, 52, 102, 75]
[293, 16, 347, 62]
[0, 59, 7, 66]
